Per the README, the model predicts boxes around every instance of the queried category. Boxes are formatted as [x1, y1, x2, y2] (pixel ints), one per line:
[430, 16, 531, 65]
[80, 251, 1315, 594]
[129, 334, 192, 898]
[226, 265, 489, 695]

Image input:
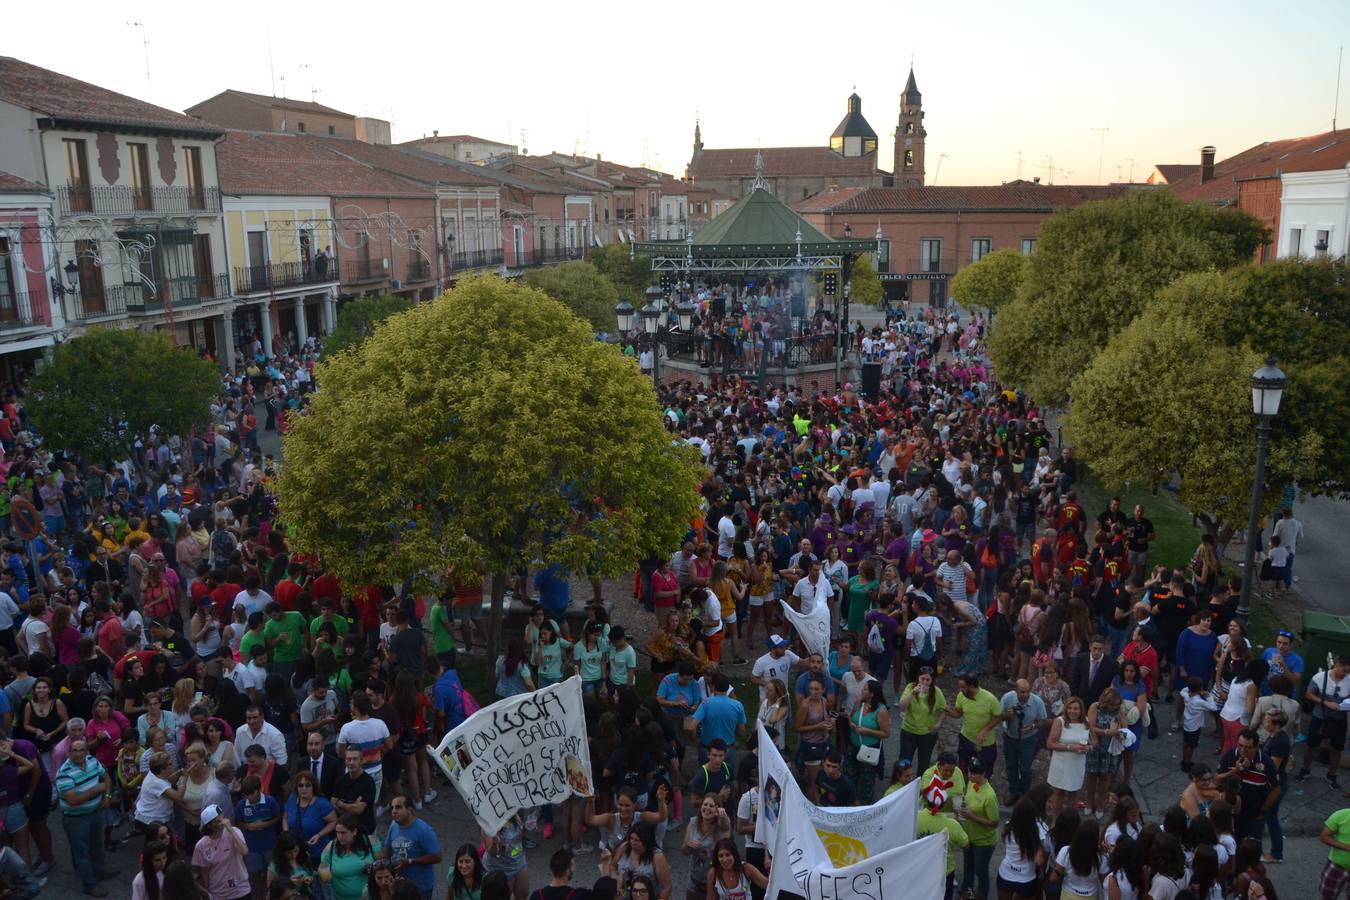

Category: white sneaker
[424, 790, 438, 803]
[415, 800, 424, 811]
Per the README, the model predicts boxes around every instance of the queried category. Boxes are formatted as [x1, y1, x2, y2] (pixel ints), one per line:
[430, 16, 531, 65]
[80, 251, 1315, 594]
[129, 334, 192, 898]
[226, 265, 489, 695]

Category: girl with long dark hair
[1051, 819, 1101, 900]
[997, 796, 1047, 900]
[449, 842, 485, 900]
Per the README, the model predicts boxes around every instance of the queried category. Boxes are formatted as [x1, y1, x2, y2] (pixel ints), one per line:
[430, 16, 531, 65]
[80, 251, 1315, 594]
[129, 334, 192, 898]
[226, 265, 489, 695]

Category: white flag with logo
[766, 776, 946, 900]
[780, 598, 831, 662]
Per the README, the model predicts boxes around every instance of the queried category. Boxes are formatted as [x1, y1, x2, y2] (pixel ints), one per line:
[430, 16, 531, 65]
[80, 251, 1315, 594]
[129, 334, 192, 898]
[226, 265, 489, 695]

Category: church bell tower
[894, 67, 926, 187]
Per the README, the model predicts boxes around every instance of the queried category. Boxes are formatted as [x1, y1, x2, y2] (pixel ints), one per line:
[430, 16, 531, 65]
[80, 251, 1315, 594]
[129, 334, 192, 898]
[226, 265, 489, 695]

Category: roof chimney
[1200, 146, 1216, 183]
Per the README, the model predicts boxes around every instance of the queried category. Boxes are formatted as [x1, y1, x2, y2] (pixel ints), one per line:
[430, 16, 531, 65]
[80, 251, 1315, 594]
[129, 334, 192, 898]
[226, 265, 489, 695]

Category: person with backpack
[904, 596, 943, 681]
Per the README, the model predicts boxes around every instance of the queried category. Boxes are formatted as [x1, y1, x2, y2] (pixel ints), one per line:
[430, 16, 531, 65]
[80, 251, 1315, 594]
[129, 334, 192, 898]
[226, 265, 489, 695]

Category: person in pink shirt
[191, 804, 250, 900]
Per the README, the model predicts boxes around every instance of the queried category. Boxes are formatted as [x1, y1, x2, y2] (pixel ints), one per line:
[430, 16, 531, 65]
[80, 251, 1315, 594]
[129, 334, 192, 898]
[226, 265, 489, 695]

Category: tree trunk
[485, 571, 507, 694]
[1196, 512, 1236, 562]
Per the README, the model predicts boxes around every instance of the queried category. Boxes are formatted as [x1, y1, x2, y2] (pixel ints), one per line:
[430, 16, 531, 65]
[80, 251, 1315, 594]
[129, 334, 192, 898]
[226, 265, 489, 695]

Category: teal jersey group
[574, 641, 607, 682]
[607, 643, 637, 687]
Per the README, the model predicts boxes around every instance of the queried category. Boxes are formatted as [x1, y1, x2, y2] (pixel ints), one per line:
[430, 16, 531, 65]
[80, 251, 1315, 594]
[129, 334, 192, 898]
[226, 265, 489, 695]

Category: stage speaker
[861, 361, 882, 398]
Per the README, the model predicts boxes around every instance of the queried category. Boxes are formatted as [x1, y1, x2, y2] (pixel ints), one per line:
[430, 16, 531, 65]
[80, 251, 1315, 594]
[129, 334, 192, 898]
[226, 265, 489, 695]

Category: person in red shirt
[273, 562, 306, 611]
[94, 599, 126, 660]
[309, 568, 341, 608]
[210, 569, 245, 624]
[353, 585, 384, 646]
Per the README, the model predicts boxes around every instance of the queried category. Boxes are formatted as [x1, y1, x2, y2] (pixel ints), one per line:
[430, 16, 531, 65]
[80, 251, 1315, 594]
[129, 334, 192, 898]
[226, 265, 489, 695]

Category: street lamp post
[620, 292, 691, 390]
[1236, 357, 1288, 622]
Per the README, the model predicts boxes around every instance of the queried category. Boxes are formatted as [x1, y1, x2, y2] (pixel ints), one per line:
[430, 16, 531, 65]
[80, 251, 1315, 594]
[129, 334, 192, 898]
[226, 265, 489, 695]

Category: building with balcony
[215, 129, 439, 350]
[797, 181, 1133, 305]
[0, 171, 59, 379]
[0, 57, 235, 359]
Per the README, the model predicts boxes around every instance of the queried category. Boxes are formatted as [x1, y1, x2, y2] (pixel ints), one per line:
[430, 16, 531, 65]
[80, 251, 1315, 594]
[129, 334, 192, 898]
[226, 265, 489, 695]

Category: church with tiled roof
[686, 69, 928, 204]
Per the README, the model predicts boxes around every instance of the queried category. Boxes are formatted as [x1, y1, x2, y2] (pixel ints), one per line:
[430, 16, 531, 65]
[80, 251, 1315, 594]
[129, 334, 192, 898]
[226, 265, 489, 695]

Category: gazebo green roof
[633, 186, 877, 260]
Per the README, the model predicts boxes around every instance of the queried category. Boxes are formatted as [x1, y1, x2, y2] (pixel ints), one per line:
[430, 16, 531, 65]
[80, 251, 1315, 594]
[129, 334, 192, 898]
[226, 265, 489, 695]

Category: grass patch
[1074, 471, 1204, 570]
[1075, 470, 1298, 649]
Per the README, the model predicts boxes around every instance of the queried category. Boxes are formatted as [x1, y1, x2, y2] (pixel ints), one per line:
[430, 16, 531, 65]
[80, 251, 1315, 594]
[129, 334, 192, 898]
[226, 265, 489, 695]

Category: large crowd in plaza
[0, 295, 1340, 900]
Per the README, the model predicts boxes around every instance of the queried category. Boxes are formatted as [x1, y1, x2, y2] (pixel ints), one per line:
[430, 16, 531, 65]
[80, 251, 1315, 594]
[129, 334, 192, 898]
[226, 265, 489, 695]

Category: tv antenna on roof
[126, 22, 151, 99]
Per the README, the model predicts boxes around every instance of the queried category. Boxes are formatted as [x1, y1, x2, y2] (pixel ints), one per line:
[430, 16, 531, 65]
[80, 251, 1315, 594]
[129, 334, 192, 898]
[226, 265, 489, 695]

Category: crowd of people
[0, 298, 1331, 900]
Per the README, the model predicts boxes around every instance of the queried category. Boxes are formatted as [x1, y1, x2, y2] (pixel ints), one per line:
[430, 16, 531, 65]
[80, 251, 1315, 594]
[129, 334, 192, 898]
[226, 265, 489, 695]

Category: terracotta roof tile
[215, 130, 430, 198]
[0, 57, 221, 135]
[1152, 164, 1199, 184]
[0, 171, 48, 194]
[190, 89, 355, 119]
[690, 146, 880, 179]
[400, 134, 510, 146]
[320, 137, 501, 188]
[1168, 130, 1350, 204]
[795, 182, 1132, 213]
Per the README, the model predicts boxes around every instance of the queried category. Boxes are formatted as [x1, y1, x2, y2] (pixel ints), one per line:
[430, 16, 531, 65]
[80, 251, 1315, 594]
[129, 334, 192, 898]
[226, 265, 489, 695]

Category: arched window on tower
[905, 123, 915, 135]
[905, 150, 915, 167]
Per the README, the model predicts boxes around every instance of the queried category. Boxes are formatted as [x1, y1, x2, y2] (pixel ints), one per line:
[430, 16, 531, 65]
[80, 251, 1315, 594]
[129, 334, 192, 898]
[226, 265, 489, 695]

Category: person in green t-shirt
[309, 601, 351, 640]
[917, 782, 968, 895]
[605, 626, 637, 698]
[533, 620, 572, 688]
[949, 673, 1003, 773]
[264, 603, 307, 675]
[958, 758, 999, 899]
[897, 669, 948, 775]
[845, 561, 880, 637]
[239, 612, 267, 667]
[428, 595, 457, 668]
[1322, 807, 1350, 889]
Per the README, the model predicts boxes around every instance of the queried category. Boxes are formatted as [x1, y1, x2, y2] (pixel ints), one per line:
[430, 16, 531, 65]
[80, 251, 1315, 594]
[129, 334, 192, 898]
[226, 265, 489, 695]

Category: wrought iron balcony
[65, 273, 229, 319]
[515, 246, 582, 267]
[0, 291, 50, 330]
[340, 256, 387, 284]
[407, 257, 433, 282]
[57, 185, 222, 218]
[234, 261, 339, 294]
[448, 249, 503, 270]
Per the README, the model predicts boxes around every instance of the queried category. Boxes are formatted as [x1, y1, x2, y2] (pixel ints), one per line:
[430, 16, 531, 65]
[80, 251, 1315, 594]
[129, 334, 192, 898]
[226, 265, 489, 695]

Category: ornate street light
[1237, 357, 1288, 622]
[676, 300, 695, 332]
[614, 300, 635, 334]
[641, 301, 660, 335]
[63, 259, 79, 290]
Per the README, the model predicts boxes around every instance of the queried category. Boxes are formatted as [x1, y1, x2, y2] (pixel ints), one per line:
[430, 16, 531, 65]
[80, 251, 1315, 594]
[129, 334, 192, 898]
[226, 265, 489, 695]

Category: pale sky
[6, 0, 1349, 186]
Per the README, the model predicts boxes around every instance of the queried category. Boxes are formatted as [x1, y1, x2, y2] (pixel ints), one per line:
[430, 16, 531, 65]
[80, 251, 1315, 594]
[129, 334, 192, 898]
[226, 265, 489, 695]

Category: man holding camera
[994, 679, 1048, 805]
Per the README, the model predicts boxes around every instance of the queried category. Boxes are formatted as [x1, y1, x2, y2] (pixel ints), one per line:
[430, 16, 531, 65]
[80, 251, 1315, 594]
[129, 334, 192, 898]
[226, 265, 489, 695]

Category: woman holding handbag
[847, 680, 890, 804]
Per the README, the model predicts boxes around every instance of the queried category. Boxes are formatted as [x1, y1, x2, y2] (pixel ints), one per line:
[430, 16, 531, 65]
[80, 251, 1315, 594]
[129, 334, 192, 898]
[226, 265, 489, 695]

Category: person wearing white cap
[750, 635, 801, 705]
[191, 803, 250, 900]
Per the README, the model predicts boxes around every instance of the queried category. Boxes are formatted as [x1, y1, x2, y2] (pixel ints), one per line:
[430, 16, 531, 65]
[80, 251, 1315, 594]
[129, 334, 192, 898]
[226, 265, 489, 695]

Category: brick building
[798, 181, 1132, 305]
[1164, 132, 1350, 264]
[187, 90, 359, 139]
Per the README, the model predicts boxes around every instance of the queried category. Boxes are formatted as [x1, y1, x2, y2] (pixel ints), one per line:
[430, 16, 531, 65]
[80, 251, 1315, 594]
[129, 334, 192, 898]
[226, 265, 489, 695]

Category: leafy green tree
[276, 276, 703, 675]
[590, 244, 653, 300]
[524, 261, 621, 332]
[951, 248, 1027, 312]
[28, 329, 218, 468]
[989, 191, 1267, 404]
[323, 295, 413, 355]
[1065, 260, 1349, 544]
[848, 255, 884, 307]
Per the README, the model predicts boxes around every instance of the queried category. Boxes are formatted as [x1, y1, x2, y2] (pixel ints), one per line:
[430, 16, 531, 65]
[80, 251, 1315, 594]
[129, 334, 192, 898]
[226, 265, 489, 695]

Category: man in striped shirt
[55, 739, 119, 897]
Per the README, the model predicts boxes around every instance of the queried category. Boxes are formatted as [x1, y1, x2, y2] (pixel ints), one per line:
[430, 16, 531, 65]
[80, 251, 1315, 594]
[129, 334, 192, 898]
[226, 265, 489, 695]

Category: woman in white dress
[1046, 696, 1092, 820]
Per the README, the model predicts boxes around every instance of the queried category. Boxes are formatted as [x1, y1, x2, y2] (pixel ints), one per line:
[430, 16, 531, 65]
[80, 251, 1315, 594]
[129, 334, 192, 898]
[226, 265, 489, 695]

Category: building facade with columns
[0, 57, 235, 361]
